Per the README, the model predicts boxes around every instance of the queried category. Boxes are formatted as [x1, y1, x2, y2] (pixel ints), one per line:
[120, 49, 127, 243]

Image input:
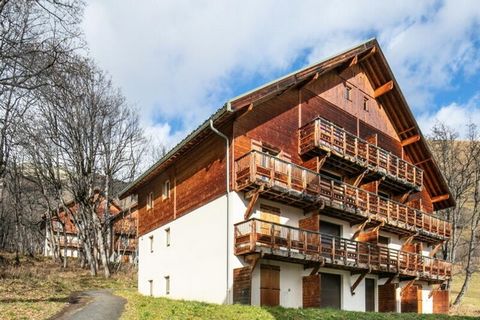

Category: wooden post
[251, 220, 256, 251]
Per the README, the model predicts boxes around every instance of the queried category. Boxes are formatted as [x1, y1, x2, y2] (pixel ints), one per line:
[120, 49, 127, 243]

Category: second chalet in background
[120, 39, 454, 314]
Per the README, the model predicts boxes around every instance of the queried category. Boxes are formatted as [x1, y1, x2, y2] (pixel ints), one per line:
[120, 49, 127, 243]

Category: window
[320, 273, 341, 309]
[363, 97, 369, 111]
[163, 180, 170, 200]
[148, 279, 153, 296]
[165, 228, 171, 247]
[165, 276, 170, 295]
[378, 236, 390, 246]
[120, 235, 129, 247]
[344, 85, 352, 101]
[149, 235, 154, 253]
[147, 192, 154, 210]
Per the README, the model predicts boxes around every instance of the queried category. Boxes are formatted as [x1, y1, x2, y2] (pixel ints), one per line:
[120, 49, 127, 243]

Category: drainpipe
[209, 119, 230, 304]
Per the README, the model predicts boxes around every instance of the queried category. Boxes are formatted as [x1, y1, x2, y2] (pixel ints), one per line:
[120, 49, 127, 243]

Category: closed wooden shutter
[378, 283, 397, 312]
[365, 278, 375, 312]
[260, 204, 280, 235]
[299, 215, 319, 232]
[401, 284, 422, 313]
[260, 264, 280, 306]
[233, 267, 252, 305]
[432, 290, 449, 314]
[320, 273, 341, 309]
[302, 274, 320, 308]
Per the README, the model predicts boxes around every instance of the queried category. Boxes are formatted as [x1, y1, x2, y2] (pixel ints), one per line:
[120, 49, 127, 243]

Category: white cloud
[417, 95, 480, 137]
[82, 0, 480, 148]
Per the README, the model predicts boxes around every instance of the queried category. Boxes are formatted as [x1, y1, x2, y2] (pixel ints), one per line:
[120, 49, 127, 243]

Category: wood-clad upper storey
[120, 38, 454, 240]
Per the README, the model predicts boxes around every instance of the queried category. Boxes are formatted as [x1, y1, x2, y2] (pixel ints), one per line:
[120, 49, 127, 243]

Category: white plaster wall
[138, 195, 229, 304]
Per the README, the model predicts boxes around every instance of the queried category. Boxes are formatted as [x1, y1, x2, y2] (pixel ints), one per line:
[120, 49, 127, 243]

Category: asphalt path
[51, 290, 126, 320]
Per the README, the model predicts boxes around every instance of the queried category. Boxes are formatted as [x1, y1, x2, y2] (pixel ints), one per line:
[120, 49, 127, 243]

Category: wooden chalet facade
[44, 194, 138, 264]
[120, 39, 453, 313]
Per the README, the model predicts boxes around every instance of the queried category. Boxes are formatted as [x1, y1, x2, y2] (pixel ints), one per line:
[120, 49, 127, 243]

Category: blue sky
[82, 0, 480, 150]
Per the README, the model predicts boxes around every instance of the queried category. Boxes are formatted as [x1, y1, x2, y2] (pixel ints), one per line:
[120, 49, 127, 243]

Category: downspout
[209, 119, 230, 304]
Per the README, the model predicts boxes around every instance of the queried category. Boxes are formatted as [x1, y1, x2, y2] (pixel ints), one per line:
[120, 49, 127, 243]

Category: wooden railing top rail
[235, 218, 452, 279]
[299, 117, 423, 188]
[235, 150, 449, 225]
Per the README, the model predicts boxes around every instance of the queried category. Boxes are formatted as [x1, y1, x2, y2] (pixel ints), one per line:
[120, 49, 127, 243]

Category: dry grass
[450, 271, 480, 317]
[0, 252, 136, 320]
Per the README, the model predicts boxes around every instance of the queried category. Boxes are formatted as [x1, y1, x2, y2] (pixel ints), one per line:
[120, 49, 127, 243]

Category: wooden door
[401, 284, 422, 313]
[320, 273, 341, 309]
[233, 267, 252, 305]
[365, 278, 375, 312]
[432, 289, 449, 314]
[260, 264, 280, 306]
[260, 204, 280, 236]
[378, 283, 397, 312]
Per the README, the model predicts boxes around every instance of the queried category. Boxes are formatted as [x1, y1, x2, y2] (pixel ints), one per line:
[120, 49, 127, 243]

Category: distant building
[120, 39, 453, 314]
[44, 192, 138, 263]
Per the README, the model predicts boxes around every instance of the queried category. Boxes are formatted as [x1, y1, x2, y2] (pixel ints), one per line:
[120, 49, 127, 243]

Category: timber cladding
[432, 290, 449, 314]
[302, 274, 320, 308]
[137, 125, 230, 236]
[378, 283, 397, 312]
[233, 267, 252, 305]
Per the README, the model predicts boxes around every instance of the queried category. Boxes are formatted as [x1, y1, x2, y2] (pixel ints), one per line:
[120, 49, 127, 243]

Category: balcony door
[260, 264, 280, 306]
[365, 278, 375, 312]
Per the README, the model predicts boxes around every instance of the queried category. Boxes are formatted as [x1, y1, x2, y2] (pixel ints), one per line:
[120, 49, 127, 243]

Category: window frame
[165, 227, 171, 247]
[165, 276, 170, 295]
[149, 235, 154, 253]
[163, 180, 171, 200]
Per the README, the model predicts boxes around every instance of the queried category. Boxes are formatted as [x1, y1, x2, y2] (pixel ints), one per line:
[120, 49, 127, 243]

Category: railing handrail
[236, 218, 452, 265]
[299, 116, 424, 182]
[236, 150, 449, 224]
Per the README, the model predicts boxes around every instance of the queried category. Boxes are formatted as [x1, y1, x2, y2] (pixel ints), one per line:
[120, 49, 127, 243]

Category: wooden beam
[384, 274, 397, 285]
[351, 217, 371, 240]
[373, 80, 394, 98]
[430, 242, 445, 257]
[401, 278, 418, 297]
[401, 233, 418, 245]
[393, 190, 413, 204]
[398, 126, 417, 136]
[244, 253, 261, 270]
[415, 158, 432, 166]
[401, 135, 421, 147]
[244, 185, 263, 219]
[358, 45, 377, 63]
[431, 194, 450, 203]
[351, 271, 369, 295]
[346, 169, 368, 188]
[299, 72, 319, 89]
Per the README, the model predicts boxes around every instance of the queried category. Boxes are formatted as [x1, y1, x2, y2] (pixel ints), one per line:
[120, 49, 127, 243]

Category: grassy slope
[0, 253, 135, 320]
[450, 272, 480, 317]
[117, 290, 477, 320]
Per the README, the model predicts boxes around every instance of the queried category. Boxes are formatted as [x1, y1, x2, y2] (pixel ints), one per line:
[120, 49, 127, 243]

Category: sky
[82, 0, 480, 149]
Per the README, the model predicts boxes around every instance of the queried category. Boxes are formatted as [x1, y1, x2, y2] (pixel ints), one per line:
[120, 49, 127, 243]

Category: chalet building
[120, 39, 453, 313]
[44, 194, 138, 263]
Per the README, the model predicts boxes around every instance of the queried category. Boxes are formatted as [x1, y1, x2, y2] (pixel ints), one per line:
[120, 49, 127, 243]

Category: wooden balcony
[299, 117, 423, 192]
[235, 151, 451, 243]
[234, 219, 452, 282]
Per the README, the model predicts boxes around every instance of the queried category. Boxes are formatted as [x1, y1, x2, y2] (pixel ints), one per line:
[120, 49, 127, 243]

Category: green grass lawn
[450, 272, 480, 316]
[117, 290, 478, 320]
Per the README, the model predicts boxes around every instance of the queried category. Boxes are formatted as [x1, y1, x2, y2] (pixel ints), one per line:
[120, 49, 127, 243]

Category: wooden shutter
[432, 290, 449, 314]
[401, 284, 422, 313]
[260, 264, 280, 306]
[356, 229, 378, 243]
[303, 274, 320, 308]
[365, 278, 375, 312]
[320, 273, 341, 309]
[378, 283, 397, 312]
[299, 215, 319, 232]
[233, 267, 252, 305]
[260, 204, 280, 235]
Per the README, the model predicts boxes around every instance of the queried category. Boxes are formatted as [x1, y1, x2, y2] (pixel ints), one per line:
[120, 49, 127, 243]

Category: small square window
[344, 85, 352, 101]
[363, 97, 369, 111]
[147, 192, 154, 210]
[165, 276, 170, 295]
[165, 228, 171, 247]
[163, 180, 170, 200]
[149, 235, 154, 253]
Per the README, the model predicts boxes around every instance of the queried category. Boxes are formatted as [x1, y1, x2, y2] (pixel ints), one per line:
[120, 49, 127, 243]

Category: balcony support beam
[351, 217, 371, 239]
[430, 241, 445, 257]
[244, 253, 261, 270]
[384, 274, 397, 285]
[244, 185, 264, 220]
[393, 190, 413, 204]
[351, 271, 369, 295]
[431, 194, 450, 203]
[401, 232, 418, 245]
[346, 169, 368, 188]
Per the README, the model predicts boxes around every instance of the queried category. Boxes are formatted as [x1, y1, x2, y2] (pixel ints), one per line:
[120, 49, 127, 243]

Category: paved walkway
[52, 290, 126, 320]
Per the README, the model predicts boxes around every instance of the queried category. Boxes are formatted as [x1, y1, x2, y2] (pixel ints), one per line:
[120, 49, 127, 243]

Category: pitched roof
[120, 38, 454, 210]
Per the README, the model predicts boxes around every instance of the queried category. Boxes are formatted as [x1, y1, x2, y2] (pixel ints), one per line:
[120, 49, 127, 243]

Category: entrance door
[401, 284, 422, 313]
[365, 278, 375, 312]
[320, 273, 341, 309]
[260, 264, 280, 306]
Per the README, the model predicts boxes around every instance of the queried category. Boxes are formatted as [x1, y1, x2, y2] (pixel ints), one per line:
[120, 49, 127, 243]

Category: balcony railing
[235, 151, 451, 241]
[299, 117, 423, 190]
[234, 219, 451, 281]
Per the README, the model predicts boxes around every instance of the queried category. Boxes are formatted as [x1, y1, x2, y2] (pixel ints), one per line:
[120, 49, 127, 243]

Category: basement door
[260, 264, 280, 306]
[365, 278, 375, 312]
[320, 273, 341, 309]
